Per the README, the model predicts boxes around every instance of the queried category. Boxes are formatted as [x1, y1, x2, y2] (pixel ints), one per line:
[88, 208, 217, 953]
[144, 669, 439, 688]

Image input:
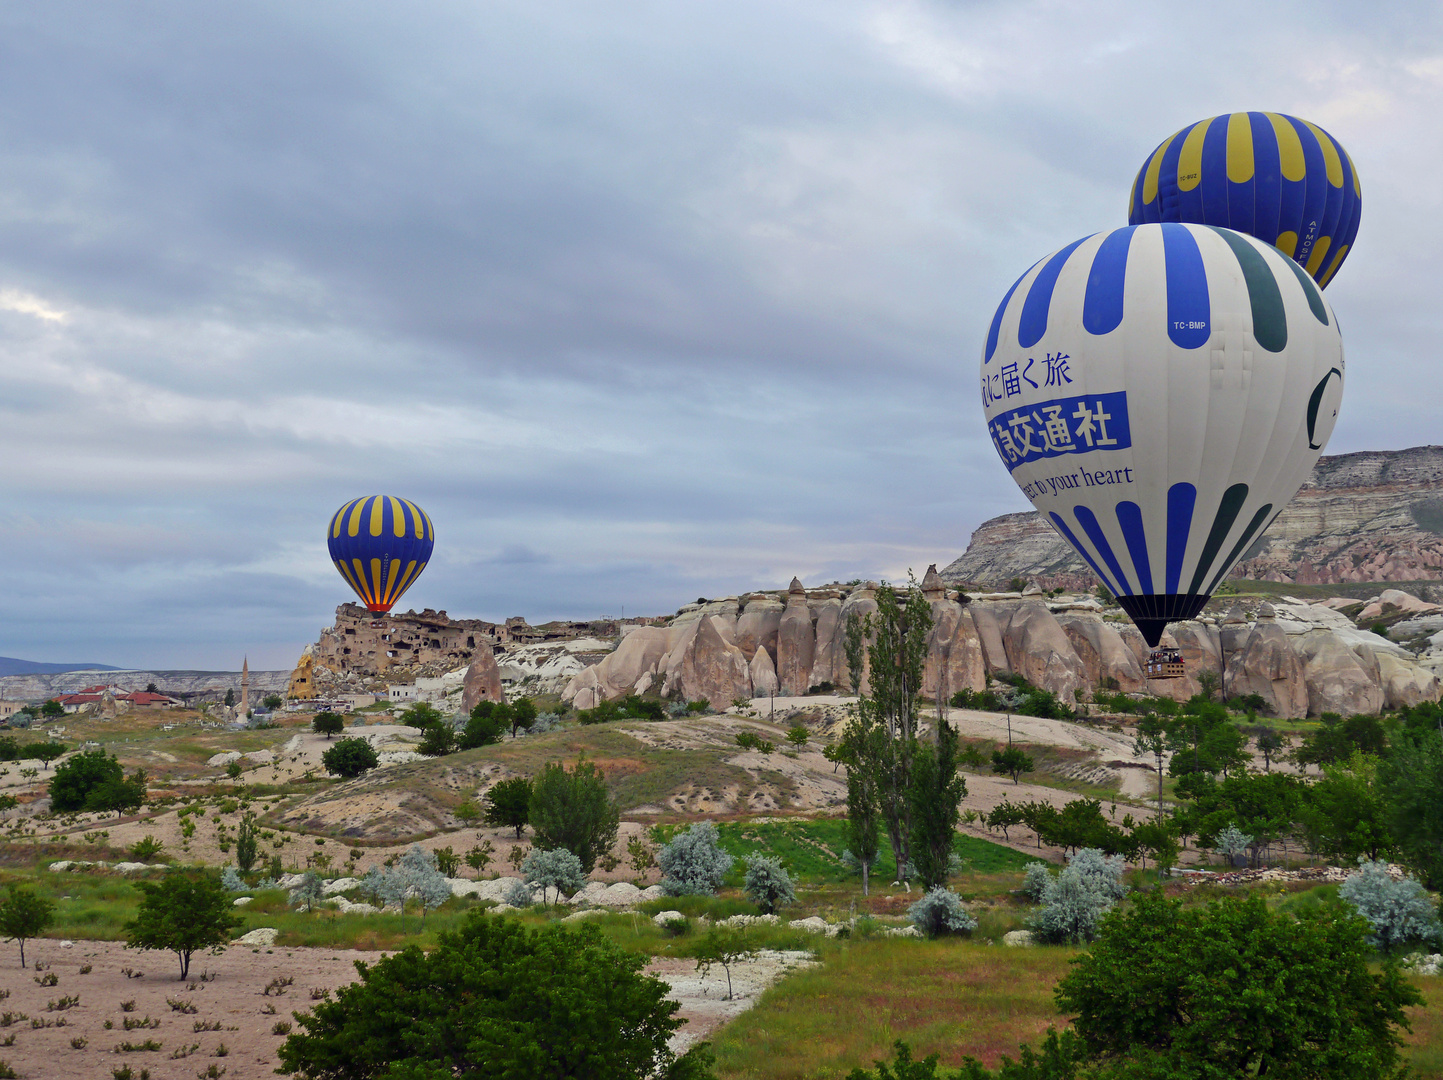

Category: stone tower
[241, 657, 250, 713]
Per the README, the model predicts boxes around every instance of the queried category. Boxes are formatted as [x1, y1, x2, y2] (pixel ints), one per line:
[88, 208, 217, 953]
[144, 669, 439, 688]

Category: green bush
[320, 738, 378, 779]
[275, 917, 716, 1079]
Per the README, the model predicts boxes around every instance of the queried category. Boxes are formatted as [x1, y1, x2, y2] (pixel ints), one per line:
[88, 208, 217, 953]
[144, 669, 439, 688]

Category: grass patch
[708, 936, 1076, 1078]
[649, 819, 1034, 887]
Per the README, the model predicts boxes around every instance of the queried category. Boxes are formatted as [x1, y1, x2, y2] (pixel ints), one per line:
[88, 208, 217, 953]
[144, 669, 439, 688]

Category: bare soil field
[0, 937, 387, 1080]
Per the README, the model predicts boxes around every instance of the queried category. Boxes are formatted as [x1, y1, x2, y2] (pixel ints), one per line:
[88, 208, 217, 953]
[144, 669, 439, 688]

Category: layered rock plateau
[561, 570, 1441, 720]
[943, 445, 1443, 590]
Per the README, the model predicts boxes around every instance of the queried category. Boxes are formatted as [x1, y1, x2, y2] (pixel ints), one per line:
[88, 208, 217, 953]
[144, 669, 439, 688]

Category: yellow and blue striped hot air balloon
[327, 496, 435, 614]
[1128, 112, 1361, 288]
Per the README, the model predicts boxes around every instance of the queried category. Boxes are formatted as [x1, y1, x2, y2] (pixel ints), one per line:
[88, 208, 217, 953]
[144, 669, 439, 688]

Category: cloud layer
[0, 1, 1438, 668]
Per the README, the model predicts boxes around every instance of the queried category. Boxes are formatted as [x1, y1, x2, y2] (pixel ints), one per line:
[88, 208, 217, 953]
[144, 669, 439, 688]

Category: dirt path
[646, 950, 818, 1053]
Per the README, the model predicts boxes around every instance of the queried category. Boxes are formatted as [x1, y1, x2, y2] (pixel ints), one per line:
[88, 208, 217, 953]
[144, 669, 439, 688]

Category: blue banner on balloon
[988, 391, 1132, 468]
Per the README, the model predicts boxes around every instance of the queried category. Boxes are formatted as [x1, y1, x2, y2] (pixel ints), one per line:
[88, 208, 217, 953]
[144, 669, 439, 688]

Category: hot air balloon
[1128, 112, 1361, 288]
[327, 496, 435, 614]
[980, 223, 1344, 648]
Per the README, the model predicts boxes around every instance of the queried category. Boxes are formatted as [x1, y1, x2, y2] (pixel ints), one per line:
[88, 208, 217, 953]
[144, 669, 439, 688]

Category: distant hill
[0, 657, 120, 677]
[943, 445, 1443, 590]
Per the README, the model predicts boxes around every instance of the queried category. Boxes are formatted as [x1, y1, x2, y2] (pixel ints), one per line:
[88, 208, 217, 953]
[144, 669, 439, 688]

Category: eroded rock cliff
[558, 573, 1442, 718]
[943, 446, 1443, 589]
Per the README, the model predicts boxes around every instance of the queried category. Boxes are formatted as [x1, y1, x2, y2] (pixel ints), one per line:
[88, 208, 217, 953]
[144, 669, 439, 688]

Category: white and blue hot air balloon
[980, 222, 1344, 647]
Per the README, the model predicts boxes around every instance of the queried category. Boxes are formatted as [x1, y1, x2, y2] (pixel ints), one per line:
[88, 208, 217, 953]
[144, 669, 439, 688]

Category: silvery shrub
[1214, 823, 1253, 864]
[658, 822, 734, 896]
[741, 853, 796, 914]
[1030, 866, 1114, 944]
[1068, 848, 1128, 901]
[908, 886, 977, 938]
[522, 847, 587, 904]
[1340, 858, 1443, 950]
[1021, 861, 1053, 902]
[289, 869, 324, 912]
[503, 879, 536, 908]
[221, 866, 246, 893]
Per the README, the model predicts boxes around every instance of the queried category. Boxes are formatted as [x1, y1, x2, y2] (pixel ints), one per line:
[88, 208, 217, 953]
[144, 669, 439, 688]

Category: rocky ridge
[943, 445, 1443, 589]
[560, 571, 1442, 720]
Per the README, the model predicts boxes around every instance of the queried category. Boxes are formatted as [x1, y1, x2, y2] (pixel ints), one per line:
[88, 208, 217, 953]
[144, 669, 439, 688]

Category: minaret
[241, 657, 250, 713]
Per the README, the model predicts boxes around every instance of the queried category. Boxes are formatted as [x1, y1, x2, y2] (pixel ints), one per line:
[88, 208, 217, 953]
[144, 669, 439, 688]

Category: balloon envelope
[980, 223, 1344, 646]
[327, 496, 435, 614]
[1128, 112, 1361, 288]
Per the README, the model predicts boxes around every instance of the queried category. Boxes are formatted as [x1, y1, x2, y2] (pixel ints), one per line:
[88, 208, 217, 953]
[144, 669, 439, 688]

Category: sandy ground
[647, 950, 818, 1053]
[0, 933, 811, 1078]
[0, 937, 388, 1080]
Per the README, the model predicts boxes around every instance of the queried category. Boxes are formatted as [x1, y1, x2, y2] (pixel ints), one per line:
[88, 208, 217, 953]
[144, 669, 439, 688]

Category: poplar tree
[841, 579, 931, 883]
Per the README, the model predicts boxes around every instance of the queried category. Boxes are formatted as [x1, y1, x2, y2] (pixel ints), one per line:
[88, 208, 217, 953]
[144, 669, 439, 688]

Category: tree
[908, 886, 976, 938]
[741, 853, 796, 914]
[1055, 890, 1421, 1079]
[841, 580, 931, 883]
[290, 870, 324, 913]
[528, 758, 619, 874]
[276, 916, 716, 1080]
[908, 720, 966, 888]
[1300, 752, 1393, 863]
[844, 763, 882, 897]
[991, 747, 1034, 784]
[224, 688, 235, 707]
[522, 847, 586, 904]
[465, 840, 494, 877]
[263, 693, 284, 710]
[29, 741, 66, 769]
[453, 800, 481, 827]
[484, 776, 534, 838]
[693, 927, 757, 1002]
[1030, 864, 1115, 945]
[658, 822, 733, 896]
[321, 737, 379, 778]
[459, 707, 506, 750]
[508, 696, 537, 737]
[312, 712, 344, 739]
[1196, 669, 1219, 702]
[1296, 713, 1388, 771]
[124, 872, 244, 979]
[89, 768, 147, 817]
[235, 813, 259, 874]
[418, 722, 457, 756]
[1133, 716, 1169, 811]
[400, 702, 444, 731]
[48, 750, 123, 811]
[786, 725, 809, 750]
[40, 699, 64, 717]
[1380, 725, 1443, 888]
[362, 846, 452, 926]
[1340, 858, 1443, 951]
[399, 845, 453, 922]
[0, 885, 54, 967]
[1256, 727, 1288, 771]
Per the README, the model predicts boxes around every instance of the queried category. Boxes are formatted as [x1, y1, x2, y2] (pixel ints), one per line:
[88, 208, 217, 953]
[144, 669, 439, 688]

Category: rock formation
[556, 579, 1442, 719]
[675, 616, 751, 708]
[461, 647, 505, 712]
[943, 445, 1443, 589]
[1223, 605, 1310, 718]
[777, 578, 816, 696]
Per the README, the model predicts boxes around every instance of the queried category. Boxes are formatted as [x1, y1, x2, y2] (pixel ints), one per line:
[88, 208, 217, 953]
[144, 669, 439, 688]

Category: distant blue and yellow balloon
[327, 496, 434, 614]
[1128, 112, 1360, 287]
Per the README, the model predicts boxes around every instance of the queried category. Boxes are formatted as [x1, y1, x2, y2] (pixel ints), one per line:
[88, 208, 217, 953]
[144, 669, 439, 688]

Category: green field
[650, 818, 1036, 888]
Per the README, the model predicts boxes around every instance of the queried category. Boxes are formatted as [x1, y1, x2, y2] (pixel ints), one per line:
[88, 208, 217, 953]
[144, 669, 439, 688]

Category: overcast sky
[0, 1, 1439, 670]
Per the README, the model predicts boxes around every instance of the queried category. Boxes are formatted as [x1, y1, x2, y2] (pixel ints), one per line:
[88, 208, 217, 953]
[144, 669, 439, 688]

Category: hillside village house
[53, 686, 181, 713]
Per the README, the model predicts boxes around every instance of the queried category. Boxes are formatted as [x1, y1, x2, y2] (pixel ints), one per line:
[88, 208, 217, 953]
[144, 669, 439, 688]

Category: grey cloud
[0, 0, 1438, 665]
